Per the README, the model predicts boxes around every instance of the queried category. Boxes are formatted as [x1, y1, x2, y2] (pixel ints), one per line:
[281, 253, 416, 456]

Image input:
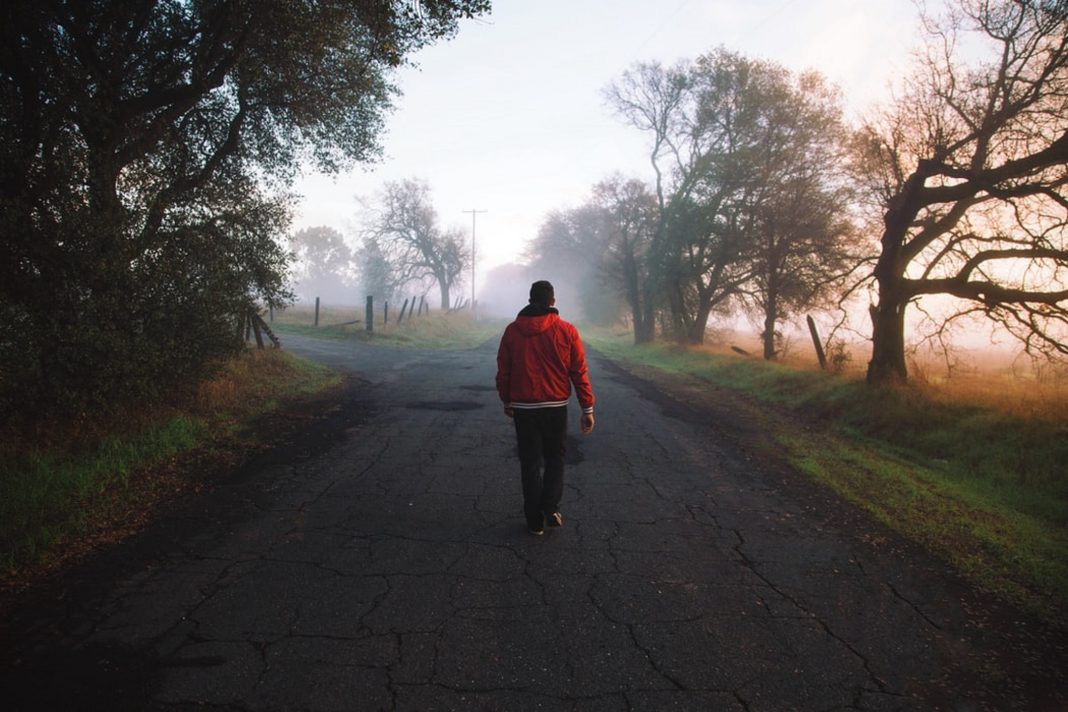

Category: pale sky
[293, 0, 920, 297]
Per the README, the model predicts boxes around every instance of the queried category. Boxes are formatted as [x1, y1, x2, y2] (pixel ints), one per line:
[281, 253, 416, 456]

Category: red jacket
[496, 306, 595, 413]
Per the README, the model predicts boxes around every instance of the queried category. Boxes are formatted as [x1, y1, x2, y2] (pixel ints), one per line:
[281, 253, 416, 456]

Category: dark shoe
[545, 511, 563, 528]
[527, 514, 544, 535]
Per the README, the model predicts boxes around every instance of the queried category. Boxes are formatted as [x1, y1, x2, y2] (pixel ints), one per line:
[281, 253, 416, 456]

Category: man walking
[496, 280, 595, 535]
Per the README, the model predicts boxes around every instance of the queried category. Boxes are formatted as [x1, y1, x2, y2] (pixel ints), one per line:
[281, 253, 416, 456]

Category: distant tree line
[0, 0, 489, 428]
[529, 1, 1068, 385]
[1, 0, 1063, 438]
[289, 178, 470, 312]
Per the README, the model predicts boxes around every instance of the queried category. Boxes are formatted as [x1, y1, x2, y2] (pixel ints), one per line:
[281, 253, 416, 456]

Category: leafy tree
[525, 209, 596, 306]
[526, 201, 622, 325]
[733, 71, 856, 360]
[605, 53, 779, 343]
[356, 235, 399, 305]
[607, 51, 859, 348]
[0, 0, 489, 425]
[589, 177, 658, 341]
[364, 179, 468, 310]
[289, 226, 354, 303]
[857, 0, 1068, 385]
[605, 59, 705, 342]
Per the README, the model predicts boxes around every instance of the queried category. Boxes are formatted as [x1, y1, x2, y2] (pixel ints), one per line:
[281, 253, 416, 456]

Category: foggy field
[672, 326, 1068, 424]
[271, 302, 507, 350]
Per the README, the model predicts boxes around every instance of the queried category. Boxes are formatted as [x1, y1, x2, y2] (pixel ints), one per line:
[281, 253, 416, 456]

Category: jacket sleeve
[568, 326, 595, 413]
[495, 329, 511, 405]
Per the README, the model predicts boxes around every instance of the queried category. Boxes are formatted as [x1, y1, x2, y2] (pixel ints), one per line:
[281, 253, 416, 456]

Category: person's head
[529, 280, 555, 308]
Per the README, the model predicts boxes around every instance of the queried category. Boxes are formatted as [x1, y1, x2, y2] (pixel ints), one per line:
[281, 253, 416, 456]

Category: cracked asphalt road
[2, 333, 1065, 711]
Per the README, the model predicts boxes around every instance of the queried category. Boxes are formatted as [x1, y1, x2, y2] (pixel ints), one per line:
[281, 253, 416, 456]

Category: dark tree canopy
[0, 0, 489, 426]
[589, 176, 658, 338]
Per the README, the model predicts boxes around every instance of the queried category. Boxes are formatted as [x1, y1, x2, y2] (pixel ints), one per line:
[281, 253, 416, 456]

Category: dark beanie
[529, 280, 554, 306]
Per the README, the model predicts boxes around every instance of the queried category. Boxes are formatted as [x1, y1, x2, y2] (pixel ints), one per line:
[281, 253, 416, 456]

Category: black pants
[513, 406, 567, 525]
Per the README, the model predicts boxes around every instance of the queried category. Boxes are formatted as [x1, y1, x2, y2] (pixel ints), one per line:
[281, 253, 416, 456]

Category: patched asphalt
[2, 333, 1065, 711]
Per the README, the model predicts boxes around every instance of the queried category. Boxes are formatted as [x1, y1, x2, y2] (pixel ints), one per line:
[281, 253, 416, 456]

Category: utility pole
[462, 208, 487, 317]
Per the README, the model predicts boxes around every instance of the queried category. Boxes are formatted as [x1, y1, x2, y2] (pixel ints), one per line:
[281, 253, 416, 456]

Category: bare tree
[364, 179, 468, 310]
[857, 0, 1068, 385]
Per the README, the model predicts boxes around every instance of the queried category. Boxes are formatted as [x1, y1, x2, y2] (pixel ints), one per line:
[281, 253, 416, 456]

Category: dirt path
[2, 334, 1064, 711]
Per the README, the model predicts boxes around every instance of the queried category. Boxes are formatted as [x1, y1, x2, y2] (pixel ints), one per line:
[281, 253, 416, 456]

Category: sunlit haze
[293, 0, 918, 307]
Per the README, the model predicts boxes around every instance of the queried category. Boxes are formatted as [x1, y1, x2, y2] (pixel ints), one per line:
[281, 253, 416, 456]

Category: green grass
[0, 348, 341, 578]
[586, 329, 1068, 620]
[0, 416, 205, 567]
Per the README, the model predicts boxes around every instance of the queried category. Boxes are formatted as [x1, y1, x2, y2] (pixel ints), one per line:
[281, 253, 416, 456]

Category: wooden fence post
[384, 300, 389, 325]
[253, 312, 281, 348]
[807, 315, 827, 370]
[366, 295, 374, 332]
[314, 297, 320, 327]
[250, 309, 264, 348]
[399, 297, 410, 323]
[419, 295, 426, 316]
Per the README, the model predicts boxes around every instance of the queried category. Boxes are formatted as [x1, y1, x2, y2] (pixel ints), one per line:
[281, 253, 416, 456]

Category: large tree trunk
[633, 274, 657, 344]
[762, 304, 778, 360]
[866, 165, 931, 385]
[685, 300, 713, 345]
[666, 278, 689, 343]
[867, 217, 911, 384]
[762, 278, 779, 360]
[634, 307, 656, 344]
[438, 281, 450, 311]
[867, 289, 908, 385]
[623, 254, 655, 344]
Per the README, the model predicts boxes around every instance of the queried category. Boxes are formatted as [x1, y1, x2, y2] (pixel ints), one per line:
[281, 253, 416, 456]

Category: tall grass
[0, 349, 340, 578]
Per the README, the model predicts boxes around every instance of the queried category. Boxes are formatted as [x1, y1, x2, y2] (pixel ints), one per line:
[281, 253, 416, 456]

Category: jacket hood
[515, 304, 559, 336]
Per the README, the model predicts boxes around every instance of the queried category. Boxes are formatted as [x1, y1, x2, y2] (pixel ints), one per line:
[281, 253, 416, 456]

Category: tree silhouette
[857, 0, 1068, 385]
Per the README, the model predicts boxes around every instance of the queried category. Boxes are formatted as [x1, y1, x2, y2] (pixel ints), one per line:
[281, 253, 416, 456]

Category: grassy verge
[586, 329, 1068, 621]
[0, 348, 341, 584]
[272, 308, 506, 349]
